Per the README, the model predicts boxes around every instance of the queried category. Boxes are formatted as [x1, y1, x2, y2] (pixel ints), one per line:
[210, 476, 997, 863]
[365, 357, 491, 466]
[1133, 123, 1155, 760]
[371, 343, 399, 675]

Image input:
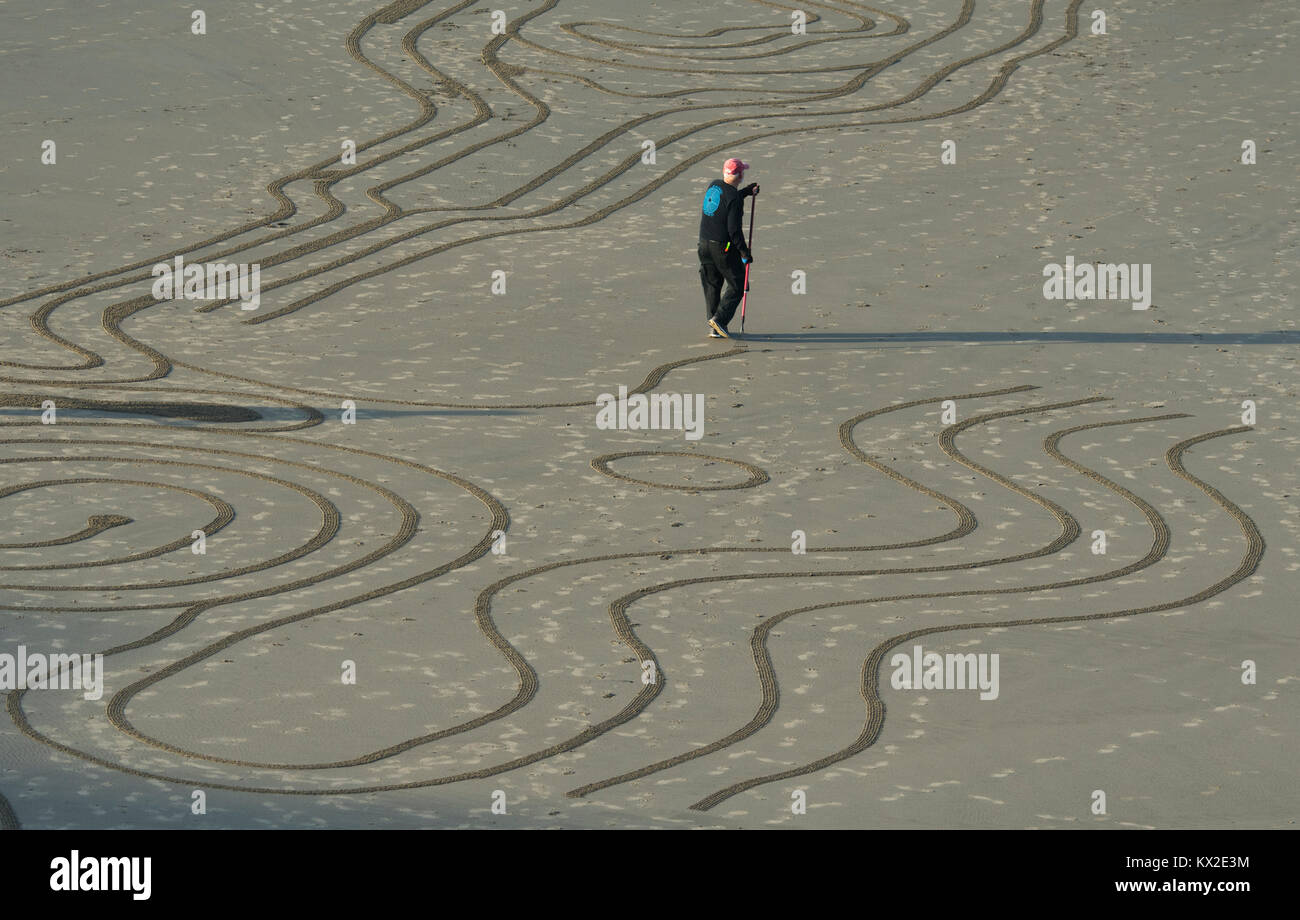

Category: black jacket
[698, 179, 750, 256]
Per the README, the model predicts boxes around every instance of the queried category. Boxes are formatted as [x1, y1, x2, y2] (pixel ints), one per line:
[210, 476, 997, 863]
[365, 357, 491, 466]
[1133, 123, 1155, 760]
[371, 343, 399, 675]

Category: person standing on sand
[697, 157, 759, 338]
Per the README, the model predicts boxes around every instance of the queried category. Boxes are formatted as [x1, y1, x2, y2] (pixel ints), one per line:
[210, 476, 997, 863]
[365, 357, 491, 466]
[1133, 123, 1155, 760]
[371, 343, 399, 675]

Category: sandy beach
[0, 0, 1296, 829]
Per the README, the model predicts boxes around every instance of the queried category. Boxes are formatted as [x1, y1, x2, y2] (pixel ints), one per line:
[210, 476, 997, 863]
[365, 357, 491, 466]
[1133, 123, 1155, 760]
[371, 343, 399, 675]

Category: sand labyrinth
[0, 1, 1264, 822]
[0, 382, 1262, 812]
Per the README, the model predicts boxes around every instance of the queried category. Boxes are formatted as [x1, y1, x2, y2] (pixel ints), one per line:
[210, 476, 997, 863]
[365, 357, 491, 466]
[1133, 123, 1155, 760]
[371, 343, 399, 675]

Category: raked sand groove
[7, 383, 1029, 777]
[0, 513, 132, 550]
[591, 450, 772, 492]
[0, 432, 504, 617]
[2, 385, 1262, 800]
[688, 427, 1265, 811]
[192, 0, 1080, 336]
[567, 412, 1191, 798]
[0, 0, 1085, 400]
[96, 386, 1084, 772]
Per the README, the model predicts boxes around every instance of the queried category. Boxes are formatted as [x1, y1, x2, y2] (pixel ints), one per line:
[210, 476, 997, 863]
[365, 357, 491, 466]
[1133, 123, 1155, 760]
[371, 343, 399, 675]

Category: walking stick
[740, 192, 757, 333]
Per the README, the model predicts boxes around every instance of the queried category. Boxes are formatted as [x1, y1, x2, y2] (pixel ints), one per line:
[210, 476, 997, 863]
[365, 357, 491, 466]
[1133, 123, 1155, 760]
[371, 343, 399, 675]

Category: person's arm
[726, 193, 751, 260]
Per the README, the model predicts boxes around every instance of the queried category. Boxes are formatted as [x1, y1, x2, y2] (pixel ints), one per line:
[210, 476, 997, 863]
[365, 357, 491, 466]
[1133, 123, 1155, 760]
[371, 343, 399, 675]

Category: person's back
[699, 179, 744, 249]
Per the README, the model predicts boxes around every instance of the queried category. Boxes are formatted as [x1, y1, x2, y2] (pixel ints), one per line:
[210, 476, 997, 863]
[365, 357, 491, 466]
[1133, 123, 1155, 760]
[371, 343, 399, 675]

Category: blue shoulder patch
[702, 185, 722, 217]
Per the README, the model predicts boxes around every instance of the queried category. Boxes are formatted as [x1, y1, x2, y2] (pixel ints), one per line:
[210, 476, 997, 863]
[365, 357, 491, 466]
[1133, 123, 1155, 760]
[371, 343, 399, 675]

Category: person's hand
[741, 249, 754, 264]
[743, 182, 760, 197]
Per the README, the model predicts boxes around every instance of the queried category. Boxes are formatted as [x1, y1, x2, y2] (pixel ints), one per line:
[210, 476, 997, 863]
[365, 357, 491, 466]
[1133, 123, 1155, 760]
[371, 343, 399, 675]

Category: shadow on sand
[732, 330, 1298, 346]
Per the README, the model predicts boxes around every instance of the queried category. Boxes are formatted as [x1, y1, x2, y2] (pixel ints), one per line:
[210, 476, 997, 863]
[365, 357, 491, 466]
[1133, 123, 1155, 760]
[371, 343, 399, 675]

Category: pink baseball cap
[723, 157, 749, 176]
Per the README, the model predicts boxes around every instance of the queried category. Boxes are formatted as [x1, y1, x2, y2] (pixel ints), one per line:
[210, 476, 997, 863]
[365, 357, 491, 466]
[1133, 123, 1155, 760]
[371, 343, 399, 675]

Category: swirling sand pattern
[0, 0, 1278, 826]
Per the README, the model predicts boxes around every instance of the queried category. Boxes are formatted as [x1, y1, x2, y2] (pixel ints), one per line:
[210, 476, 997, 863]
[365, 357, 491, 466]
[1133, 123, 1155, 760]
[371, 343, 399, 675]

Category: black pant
[697, 239, 746, 328]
